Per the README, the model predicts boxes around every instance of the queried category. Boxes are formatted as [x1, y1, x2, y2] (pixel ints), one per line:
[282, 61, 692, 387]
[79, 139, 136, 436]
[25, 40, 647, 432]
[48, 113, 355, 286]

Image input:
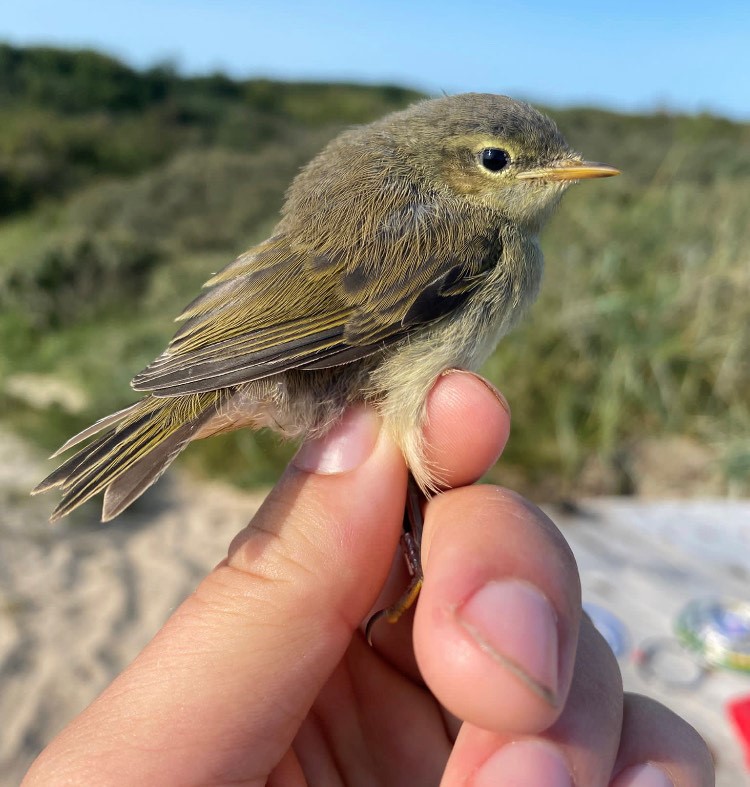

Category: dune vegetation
[1, 44, 747, 501]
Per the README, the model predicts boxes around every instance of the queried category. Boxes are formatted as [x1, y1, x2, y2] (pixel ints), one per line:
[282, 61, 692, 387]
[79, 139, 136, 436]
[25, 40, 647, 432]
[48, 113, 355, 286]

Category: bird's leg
[365, 473, 424, 645]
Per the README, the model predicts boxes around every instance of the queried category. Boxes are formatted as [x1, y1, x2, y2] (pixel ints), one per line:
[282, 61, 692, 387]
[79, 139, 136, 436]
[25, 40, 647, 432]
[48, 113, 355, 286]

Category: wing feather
[131, 215, 503, 396]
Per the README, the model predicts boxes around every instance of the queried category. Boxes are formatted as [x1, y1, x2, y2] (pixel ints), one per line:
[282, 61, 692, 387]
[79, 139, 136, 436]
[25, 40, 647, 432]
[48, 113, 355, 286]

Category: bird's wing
[131, 227, 502, 396]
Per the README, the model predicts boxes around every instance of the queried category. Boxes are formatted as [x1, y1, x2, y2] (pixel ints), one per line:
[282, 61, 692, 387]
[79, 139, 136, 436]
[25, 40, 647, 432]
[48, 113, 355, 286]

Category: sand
[2, 429, 748, 785]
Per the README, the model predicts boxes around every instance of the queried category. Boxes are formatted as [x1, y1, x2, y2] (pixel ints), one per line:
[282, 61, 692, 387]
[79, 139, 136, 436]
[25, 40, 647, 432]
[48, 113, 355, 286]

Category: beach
[2, 429, 748, 785]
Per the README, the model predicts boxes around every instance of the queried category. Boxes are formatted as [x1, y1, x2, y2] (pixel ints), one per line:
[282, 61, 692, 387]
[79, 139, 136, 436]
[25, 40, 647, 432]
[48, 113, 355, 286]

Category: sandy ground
[2, 428, 749, 785]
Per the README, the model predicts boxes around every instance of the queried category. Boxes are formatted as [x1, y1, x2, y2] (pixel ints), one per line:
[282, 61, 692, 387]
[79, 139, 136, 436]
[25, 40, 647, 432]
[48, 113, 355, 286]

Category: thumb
[25, 406, 406, 786]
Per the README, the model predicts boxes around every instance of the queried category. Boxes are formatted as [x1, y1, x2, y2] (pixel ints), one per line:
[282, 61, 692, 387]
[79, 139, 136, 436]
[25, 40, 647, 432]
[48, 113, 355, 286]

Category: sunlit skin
[24, 373, 713, 785]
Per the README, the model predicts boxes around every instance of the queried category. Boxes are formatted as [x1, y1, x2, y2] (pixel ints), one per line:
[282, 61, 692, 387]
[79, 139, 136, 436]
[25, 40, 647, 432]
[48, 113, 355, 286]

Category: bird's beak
[517, 160, 620, 181]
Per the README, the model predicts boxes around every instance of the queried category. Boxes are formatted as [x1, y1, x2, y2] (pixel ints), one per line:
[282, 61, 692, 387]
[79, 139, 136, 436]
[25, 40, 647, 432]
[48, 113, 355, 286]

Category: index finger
[24, 371, 511, 786]
[25, 406, 407, 785]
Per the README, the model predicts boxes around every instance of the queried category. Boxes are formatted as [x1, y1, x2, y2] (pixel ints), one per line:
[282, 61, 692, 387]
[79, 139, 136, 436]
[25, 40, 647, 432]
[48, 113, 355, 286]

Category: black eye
[480, 148, 510, 172]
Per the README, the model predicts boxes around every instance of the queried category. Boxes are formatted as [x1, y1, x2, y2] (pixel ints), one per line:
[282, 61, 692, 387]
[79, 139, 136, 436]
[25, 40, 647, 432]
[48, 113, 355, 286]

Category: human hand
[24, 372, 713, 786]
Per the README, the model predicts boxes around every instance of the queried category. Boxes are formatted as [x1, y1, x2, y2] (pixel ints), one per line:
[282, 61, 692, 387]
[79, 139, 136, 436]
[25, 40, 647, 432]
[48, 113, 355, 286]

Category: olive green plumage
[34, 93, 618, 522]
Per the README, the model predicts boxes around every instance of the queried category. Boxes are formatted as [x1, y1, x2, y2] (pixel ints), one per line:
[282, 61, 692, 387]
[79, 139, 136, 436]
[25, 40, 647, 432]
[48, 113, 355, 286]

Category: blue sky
[3, 0, 749, 119]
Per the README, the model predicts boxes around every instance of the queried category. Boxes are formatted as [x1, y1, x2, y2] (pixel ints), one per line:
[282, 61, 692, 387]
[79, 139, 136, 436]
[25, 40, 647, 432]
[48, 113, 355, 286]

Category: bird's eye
[480, 148, 510, 172]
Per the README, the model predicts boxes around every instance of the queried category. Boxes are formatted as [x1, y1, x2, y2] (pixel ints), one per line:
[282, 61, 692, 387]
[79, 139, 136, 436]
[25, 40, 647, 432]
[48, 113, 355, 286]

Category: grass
[483, 149, 750, 495]
[1, 44, 747, 498]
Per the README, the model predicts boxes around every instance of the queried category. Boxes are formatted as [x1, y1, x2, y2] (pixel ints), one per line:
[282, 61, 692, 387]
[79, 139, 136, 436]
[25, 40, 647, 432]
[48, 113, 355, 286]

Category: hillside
[1, 44, 748, 502]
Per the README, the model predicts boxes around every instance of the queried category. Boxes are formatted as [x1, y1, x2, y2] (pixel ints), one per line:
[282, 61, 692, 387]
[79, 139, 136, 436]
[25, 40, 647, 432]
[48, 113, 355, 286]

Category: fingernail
[293, 406, 380, 474]
[475, 741, 573, 787]
[457, 579, 559, 704]
[612, 764, 674, 787]
[440, 369, 511, 416]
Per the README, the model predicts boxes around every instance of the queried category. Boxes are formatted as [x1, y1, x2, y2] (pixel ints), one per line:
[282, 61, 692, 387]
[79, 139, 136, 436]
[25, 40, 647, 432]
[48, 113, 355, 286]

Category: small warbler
[36, 94, 618, 529]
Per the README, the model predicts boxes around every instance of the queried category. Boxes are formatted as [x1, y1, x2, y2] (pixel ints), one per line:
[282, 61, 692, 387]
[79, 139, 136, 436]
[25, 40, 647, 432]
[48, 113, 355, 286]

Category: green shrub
[1, 43, 747, 496]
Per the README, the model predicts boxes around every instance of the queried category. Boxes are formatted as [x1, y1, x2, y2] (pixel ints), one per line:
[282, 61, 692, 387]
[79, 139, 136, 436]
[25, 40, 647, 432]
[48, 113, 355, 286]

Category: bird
[34, 93, 618, 529]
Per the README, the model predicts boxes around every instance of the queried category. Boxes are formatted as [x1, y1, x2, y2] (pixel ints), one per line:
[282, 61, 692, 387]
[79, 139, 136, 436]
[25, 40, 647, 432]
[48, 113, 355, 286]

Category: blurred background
[1, 2, 749, 783]
[1, 0, 748, 499]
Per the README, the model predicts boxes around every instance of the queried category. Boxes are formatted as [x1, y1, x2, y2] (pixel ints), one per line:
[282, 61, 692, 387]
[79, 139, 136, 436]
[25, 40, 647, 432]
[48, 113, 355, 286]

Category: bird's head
[283, 93, 619, 249]
[380, 93, 619, 230]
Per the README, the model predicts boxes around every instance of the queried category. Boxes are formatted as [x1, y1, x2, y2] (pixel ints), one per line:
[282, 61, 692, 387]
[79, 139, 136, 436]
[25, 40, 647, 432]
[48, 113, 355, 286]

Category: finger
[26, 370, 511, 786]
[26, 406, 408, 786]
[365, 371, 511, 660]
[610, 694, 714, 787]
[422, 369, 511, 489]
[415, 486, 582, 733]
[441, 616, 625, 786]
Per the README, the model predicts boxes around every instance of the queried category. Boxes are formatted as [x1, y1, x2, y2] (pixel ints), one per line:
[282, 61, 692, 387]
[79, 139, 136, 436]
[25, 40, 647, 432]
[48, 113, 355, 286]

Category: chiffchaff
[36, 93, 618, 526]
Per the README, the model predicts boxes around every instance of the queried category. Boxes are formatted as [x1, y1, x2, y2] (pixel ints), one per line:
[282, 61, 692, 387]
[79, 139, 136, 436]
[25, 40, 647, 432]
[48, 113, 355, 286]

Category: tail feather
[33, 414, 152, 494]
[35, 392, 224, 521]
[101, 421, 201, 521]
[31, 433, 124, 495]
[48, 416, 167, 521]
[50, 402, 142, 458]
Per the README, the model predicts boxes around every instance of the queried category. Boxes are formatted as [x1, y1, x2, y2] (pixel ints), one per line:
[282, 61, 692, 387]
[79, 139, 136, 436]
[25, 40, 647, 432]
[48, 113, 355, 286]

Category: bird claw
[365, 475, 424, 645]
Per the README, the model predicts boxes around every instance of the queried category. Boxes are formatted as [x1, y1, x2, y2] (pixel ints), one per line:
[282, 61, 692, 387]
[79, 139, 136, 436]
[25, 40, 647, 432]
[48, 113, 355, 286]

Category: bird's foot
[365, 474, 424, 645]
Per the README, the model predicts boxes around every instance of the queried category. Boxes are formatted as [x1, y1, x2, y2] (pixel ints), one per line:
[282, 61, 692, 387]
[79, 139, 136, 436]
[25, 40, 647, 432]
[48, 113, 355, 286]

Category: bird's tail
[33, 391, 225, 522]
